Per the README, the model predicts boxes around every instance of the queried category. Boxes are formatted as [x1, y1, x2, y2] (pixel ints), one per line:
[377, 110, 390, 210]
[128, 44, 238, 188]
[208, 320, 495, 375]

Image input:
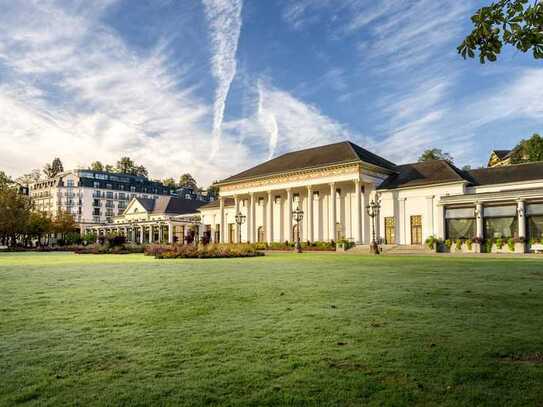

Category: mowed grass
[1, 253, 543, 406]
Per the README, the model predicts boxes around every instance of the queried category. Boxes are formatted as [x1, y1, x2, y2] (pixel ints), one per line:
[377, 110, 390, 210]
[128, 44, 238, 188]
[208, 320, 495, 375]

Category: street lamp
[292, 206, 304, 253]
[366, 199, 381, 255]
[235, 211, 246, 244]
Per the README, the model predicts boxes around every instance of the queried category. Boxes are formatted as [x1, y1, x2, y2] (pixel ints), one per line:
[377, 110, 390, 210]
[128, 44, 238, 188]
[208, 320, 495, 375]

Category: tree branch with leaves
[459, 0, 543, 63]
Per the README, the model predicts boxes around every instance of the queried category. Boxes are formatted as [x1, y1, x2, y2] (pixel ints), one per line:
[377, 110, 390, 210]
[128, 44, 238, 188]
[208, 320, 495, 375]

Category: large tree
[206, 183, 219, 198]
[178, 173, 198, 190]
[116, 157, 136, 174]
[89, 161, 104, 172]
[418, 149, 455, 164]
[162, 178, 177, 188]
[16, 169, 41, 187]
[459, 0, 543, 63]
[0, 188, 33, 246]
[43, 158, 64, 178]
[0, 171, 13, 190]
[53, 211, 77, 242]
[511, 133, 543, 163]
[115, 157, 148, 177]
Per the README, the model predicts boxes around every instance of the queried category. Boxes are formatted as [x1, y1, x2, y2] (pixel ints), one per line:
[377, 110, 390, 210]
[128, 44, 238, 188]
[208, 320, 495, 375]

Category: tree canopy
[459, 0, 543, 63]
[43, 158, 64, 178]
[510, 133, 543, 163]
[178, 173, 198, 190]
[0, 171, 13, 190]
[418, 149, 455, 164]
[89, 161, 104, 172]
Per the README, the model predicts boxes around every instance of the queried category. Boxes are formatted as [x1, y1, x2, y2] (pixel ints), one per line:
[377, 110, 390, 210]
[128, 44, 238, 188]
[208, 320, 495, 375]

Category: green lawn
[1, 252, 543, 406]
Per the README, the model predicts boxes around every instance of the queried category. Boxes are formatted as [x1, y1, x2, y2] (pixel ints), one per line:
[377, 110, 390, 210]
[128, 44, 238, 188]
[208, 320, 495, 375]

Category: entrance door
[410, 215, 422, 245]
[385, 217, 395, 244]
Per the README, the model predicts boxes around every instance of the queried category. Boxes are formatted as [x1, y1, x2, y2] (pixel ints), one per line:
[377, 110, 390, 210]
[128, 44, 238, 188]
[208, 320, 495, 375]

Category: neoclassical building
[199, 141, 543, 248]
[87, 196, 204, 244]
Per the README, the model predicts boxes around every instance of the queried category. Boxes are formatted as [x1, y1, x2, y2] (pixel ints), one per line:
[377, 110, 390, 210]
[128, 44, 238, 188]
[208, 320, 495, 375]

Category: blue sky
[1, 0, 542, 185]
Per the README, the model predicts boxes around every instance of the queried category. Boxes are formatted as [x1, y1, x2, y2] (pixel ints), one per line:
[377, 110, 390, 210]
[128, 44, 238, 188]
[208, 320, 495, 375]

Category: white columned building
[199, 141, 543, 253]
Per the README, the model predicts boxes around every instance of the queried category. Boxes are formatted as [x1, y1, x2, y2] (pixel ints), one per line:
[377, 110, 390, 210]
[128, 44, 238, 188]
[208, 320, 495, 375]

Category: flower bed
[74, 243, 144, 255]
[144, 243, 264, 259]
[254, 241, 336, 252]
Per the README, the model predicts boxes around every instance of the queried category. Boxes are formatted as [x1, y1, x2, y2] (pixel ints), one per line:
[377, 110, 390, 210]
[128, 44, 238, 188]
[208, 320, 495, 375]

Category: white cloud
[0, 0, 248, 185]
[202, 0, 243, 159]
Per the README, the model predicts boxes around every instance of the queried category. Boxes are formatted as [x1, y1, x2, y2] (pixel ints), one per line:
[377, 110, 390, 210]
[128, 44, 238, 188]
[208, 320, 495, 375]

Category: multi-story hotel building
[30, 170, 173, 229]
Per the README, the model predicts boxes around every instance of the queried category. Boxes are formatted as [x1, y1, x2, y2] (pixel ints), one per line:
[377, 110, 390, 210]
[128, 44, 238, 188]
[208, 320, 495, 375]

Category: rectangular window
[106, 183, 112, 189]
[106, 191, 113, 199]
[93, 181, 100, 188]
[446, 219, 476, 240]
[445, 207, 476, 240]
[527, 204, 543, 240]
[483, 205, 518, 239]
[93, 208, 100, 216]
[528, 216, 543, 240]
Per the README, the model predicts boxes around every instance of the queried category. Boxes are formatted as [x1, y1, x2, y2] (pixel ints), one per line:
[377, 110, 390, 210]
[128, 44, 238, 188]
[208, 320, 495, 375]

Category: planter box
[490, 243, 516, 254]
[450, 242, 481, 254]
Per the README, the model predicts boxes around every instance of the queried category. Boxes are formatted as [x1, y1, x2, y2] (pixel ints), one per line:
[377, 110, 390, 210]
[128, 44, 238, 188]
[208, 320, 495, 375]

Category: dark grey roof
[135, 196, 205, 215]
[378, 159, 543, 190]
[377, 160, 467, 190]
[466, 162, 543, 186]
[218, 141, 397, 184]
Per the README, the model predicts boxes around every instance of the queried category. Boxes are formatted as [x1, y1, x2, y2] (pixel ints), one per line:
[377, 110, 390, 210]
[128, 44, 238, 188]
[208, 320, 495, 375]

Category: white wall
[378, 183, 466, 244]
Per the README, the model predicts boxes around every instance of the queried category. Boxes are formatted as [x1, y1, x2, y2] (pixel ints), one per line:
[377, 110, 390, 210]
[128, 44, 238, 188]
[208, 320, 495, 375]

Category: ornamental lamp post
[234, 211, 246, 244]
[292, 206, 304, 253]
[366, 199, 381, 255]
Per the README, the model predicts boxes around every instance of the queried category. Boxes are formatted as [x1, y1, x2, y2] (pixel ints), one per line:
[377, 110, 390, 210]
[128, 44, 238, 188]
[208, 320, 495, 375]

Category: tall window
[527, 204, 543, 240]
[445, 207, 476, 240]
[483, 205, 518, 239]
[385, 217, 395, 244]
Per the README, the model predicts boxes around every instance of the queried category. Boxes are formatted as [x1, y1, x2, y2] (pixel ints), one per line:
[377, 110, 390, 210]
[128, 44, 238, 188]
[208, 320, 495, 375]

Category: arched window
[257, 226, 265, 243]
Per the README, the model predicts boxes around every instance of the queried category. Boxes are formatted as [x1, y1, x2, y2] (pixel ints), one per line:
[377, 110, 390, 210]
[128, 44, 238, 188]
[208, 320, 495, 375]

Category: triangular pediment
[123, 198, 151, 216]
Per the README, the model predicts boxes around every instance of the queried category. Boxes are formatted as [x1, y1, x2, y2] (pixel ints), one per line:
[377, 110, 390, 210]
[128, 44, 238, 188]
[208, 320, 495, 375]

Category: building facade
[86, 196, 205, 244]
[30, 170, 173, 229]
[199, 141, 543, 251]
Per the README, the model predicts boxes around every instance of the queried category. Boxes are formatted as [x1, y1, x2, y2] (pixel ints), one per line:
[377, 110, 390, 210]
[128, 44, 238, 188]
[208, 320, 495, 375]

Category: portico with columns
[85, 195, 205, 244]
[199, 142, 396, 245]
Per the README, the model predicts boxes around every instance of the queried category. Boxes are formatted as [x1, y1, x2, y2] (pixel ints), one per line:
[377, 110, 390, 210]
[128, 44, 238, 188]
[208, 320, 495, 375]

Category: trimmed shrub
[148, 243, 264, 259]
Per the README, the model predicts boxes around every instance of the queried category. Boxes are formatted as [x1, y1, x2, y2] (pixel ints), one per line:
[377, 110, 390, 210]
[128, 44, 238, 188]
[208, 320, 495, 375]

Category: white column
[329, 183, 336, 242]
[307, 185, 314, 242]
[140, 226, 145, 244]
[219, 197, 225, 243]
[399, 198, 406, 244]
[158, 224, 163, 243]
[234, 196, 240, 243]
[517, 200, 526, 239]
[247, 194, 252, 243]
[426, 195, 435, 238]
[168, 223, 174, 244]
[476, 202, 484, 239]
[354, 179, 362, 244]
[286, 189, 293, 242]
[148, 225, 153, 243]
[267, 191, 274, 243]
